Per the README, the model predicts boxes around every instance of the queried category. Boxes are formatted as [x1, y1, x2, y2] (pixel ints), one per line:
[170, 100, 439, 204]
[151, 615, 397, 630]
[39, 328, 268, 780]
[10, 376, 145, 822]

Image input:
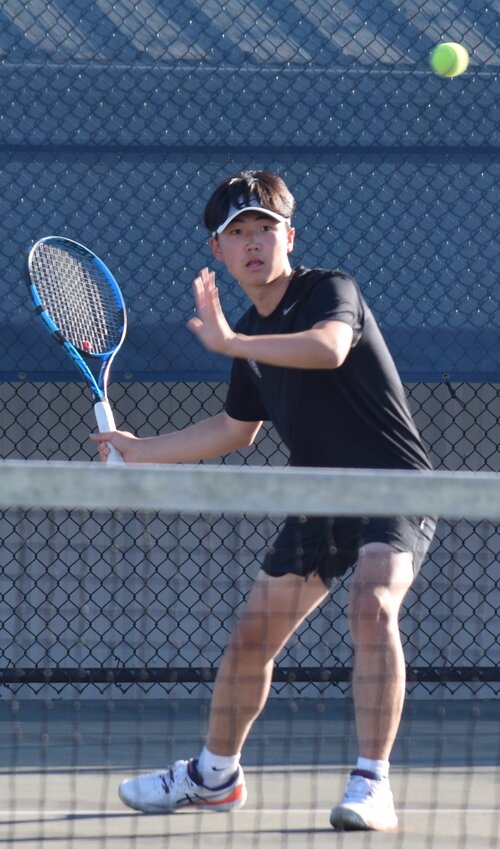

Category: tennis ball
[430, 43, 469, 78]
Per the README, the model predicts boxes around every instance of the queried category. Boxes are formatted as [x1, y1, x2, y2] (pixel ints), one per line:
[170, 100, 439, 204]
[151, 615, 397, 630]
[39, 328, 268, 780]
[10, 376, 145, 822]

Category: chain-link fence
[0, 1, 499, 697]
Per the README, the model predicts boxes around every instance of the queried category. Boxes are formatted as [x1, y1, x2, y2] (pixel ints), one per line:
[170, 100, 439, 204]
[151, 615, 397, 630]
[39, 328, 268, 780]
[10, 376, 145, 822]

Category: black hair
[203, 170, 296, 233]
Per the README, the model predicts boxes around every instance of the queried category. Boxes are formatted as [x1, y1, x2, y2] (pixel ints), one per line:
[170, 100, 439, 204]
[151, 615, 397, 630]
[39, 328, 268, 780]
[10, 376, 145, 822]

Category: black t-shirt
[225, 267, 432, 471]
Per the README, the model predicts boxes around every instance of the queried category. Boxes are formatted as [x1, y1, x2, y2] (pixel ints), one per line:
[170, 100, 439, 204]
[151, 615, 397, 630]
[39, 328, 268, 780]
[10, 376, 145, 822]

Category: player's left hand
[187, 267, 236, 355]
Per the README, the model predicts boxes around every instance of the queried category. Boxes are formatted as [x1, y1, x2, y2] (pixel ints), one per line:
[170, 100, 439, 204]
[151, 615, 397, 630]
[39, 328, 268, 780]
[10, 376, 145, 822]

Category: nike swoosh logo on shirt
[283, 300, 298, 315]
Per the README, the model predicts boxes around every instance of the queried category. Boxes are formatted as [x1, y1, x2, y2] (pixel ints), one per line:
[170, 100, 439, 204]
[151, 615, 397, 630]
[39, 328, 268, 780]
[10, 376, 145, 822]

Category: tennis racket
[26, 236, 127, 464]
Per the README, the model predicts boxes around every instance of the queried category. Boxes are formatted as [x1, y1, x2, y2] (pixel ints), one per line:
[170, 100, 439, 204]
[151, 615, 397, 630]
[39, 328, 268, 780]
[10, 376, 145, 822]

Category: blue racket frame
[26, 236, 127, 404]
[26, 236, 128, 463]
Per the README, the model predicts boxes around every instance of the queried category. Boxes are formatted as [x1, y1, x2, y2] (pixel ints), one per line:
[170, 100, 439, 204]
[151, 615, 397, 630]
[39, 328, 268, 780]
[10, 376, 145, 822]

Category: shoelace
[161, 760, 196, 795]
[344, 774, 378, 802]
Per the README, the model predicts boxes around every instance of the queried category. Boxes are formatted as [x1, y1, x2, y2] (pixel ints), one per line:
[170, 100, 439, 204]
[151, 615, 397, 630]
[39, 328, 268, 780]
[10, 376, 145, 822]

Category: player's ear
[286, 227, 295, 253]
[209, 236, 223, 261]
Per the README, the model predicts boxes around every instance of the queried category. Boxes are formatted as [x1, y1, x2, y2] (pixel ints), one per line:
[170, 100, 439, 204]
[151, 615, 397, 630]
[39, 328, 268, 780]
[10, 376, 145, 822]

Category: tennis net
[0, 459, 498, 848]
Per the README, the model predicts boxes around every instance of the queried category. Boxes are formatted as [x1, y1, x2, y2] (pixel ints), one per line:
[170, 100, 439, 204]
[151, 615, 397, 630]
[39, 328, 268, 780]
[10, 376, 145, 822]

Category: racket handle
[94, 400, 124, 465]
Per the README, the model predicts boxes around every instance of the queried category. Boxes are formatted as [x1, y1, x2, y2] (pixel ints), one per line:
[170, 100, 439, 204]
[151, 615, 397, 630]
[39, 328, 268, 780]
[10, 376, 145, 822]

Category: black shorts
[262, 514, 437, 589]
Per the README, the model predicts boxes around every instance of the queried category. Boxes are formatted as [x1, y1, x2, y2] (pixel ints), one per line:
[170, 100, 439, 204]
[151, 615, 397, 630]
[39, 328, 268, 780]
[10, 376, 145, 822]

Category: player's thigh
[349, 546, 416, 641]
[355, 543, 413, 590]
[235, 569, 329, 654]
[350, 514, 436, 605]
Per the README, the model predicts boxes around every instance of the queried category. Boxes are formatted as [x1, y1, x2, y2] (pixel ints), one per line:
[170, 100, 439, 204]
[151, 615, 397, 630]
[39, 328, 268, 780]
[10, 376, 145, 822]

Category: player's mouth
[245, 259, 264, 270]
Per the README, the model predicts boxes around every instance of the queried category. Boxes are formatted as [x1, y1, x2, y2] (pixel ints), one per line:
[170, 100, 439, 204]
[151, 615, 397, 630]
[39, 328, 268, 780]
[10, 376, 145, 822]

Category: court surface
[0, 698, 497, 848]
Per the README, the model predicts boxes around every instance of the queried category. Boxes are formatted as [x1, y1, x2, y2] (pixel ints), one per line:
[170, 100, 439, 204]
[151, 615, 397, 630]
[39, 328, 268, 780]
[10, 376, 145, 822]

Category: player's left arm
[221, 320, 353, 369]
[187, 269, 353, 369]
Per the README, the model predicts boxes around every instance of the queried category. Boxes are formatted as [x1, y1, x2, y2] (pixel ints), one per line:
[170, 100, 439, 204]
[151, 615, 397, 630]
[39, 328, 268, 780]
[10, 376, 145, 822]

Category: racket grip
[94, 400, 124, 465]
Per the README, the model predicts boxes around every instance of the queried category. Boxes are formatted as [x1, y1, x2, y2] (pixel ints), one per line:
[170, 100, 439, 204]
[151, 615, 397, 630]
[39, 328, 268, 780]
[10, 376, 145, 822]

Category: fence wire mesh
[0, 1, 499, 697]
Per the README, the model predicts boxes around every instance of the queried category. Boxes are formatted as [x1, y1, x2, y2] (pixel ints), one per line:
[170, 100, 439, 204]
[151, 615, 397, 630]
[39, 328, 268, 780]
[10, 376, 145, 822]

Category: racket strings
[31, 244, 124, 354]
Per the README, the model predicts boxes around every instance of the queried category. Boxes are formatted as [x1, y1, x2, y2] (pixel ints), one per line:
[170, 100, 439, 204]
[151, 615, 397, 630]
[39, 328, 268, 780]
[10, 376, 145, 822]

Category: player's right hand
[89, 430, 140, 463]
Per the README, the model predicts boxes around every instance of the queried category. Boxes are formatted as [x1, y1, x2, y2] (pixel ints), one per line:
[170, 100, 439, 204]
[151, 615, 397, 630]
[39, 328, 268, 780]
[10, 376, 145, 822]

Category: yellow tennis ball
[430, 43, 469, 78]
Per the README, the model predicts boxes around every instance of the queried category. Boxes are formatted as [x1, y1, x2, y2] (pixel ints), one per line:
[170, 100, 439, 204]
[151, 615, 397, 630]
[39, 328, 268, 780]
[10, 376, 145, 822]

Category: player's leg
[118, 568, 329, 813]
[350, 545, 413, 762]
[331, 516, 435, 832]
[203, 569, 329, 760]
[331, 544, 411, 832]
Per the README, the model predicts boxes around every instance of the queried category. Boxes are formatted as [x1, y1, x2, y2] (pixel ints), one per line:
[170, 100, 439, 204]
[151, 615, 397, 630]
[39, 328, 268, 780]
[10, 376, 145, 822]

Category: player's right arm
[90, 411, 262, 464]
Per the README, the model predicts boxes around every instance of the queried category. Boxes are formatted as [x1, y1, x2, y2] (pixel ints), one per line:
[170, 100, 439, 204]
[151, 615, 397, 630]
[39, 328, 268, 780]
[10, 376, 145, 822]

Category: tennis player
[92, 170, 436, 831]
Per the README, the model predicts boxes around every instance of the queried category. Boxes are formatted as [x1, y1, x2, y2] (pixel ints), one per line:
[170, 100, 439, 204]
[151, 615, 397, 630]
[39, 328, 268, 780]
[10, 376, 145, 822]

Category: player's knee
[349, 586, 398, 642]
[230, 616, 265, 651]
[229, 613, 278, 657]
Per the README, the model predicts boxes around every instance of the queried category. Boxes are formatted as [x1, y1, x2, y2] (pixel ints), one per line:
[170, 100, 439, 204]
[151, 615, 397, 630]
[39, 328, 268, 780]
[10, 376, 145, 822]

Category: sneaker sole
[330, 807, 398, 832]
[118, 783, 247, 814]
[192, 784, 248, 813]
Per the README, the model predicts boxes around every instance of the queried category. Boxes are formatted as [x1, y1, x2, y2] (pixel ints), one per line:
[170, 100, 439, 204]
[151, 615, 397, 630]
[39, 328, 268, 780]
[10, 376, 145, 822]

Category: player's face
[210, 212, 295, 288]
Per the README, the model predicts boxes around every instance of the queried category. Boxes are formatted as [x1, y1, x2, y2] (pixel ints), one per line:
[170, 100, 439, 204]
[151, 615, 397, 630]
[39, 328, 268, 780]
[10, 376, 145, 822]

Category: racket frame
[26, 236, 127, 462]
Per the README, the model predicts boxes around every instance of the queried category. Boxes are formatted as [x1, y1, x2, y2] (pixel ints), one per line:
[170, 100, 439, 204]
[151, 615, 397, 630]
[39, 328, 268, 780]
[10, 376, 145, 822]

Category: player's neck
[243, 267, 295, 317]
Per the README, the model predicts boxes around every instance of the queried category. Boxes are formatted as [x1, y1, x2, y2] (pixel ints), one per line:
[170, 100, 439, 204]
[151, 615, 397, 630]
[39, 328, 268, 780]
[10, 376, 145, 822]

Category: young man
[91, 170, 435, 831]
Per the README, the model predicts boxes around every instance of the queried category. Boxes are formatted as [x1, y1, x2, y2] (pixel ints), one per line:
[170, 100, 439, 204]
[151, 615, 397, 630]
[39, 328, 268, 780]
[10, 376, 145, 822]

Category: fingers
[198, 267, 215, 289]
[193, 269, 222, 325]
[90, 436, 111, 463]
[187, 316, 203, 336]
[89, 432, 116, 464]
[89, 429, 138, 464]
[192, 275, 205, 310]
[98, 443, 110, 463]
[193, 268, 217, 310]
[89, 432, 114, 442]
[189, 267, 233, 353]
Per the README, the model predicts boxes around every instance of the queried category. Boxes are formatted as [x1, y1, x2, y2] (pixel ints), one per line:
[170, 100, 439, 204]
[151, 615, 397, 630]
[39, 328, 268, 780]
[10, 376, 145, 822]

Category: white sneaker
[330, 770, 398, 831]
[118, 758, 247, 814]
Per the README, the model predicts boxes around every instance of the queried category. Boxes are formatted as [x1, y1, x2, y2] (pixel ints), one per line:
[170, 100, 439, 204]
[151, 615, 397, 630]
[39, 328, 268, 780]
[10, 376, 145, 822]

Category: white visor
[213, 196, 290, 236]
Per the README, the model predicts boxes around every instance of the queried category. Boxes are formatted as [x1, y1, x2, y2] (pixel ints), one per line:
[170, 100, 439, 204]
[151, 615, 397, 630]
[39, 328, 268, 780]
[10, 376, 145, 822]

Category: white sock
[197, 746, 241, 788]
[356, 756, 390, 780]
